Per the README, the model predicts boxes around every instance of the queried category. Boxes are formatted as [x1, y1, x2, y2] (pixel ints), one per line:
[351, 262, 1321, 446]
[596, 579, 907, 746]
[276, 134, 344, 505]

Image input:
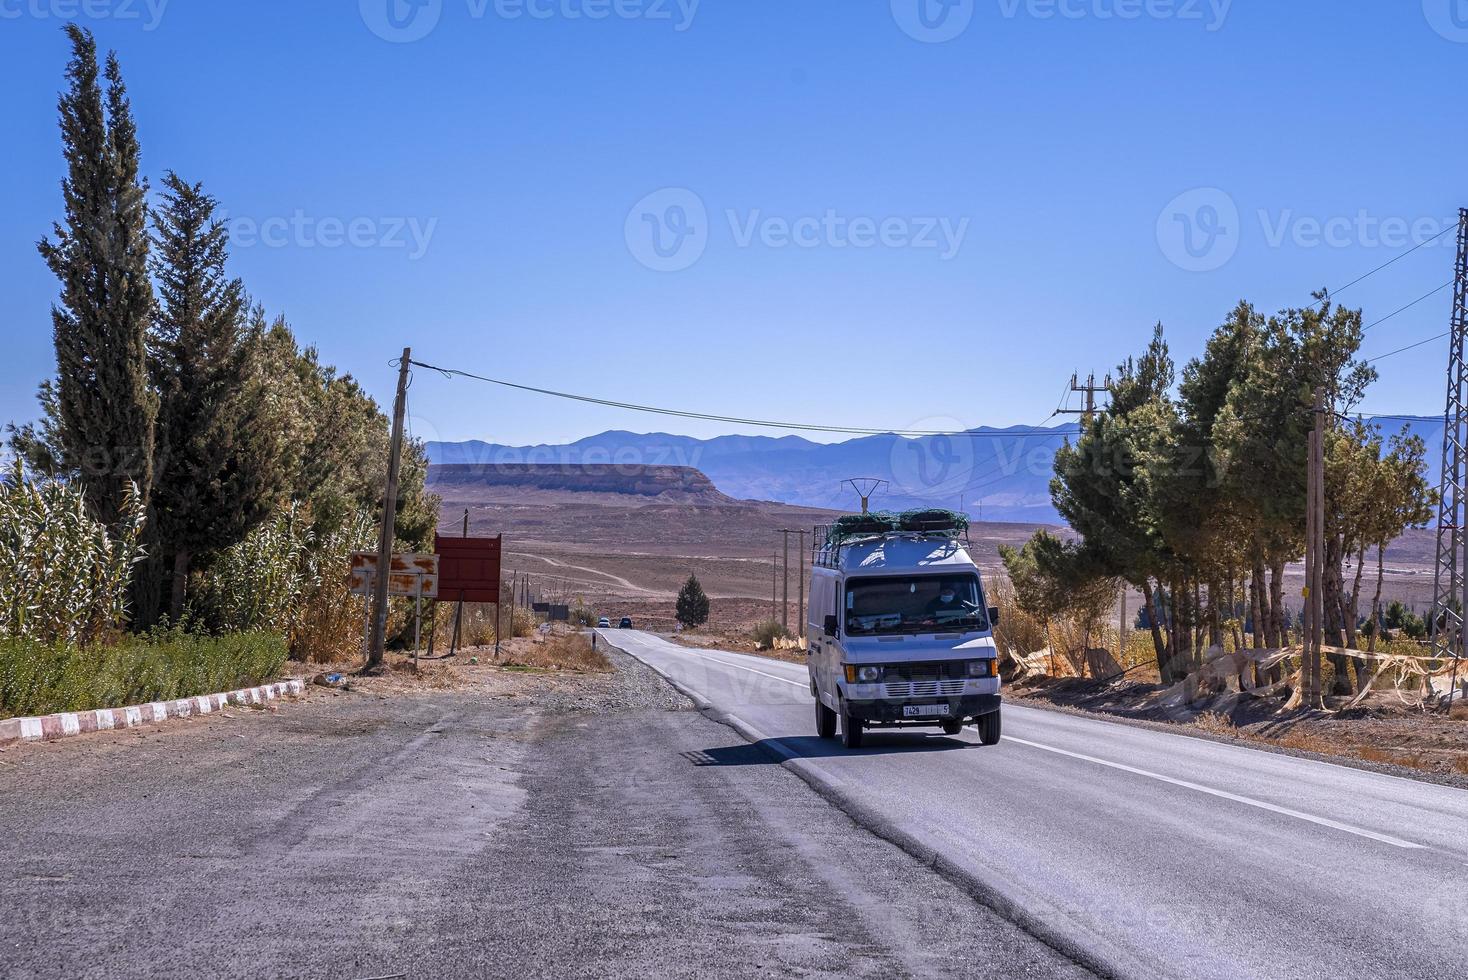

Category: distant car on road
[618, 617, 633, 629]
[596, 617, 611, 628]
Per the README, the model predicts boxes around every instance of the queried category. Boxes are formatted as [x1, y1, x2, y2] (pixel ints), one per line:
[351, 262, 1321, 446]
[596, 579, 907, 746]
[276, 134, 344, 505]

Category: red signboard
[435, 534, 503, 604]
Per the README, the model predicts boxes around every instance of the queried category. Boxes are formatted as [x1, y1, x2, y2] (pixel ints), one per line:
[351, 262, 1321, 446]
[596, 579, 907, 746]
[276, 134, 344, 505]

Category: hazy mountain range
[427, 416, 1445, 525]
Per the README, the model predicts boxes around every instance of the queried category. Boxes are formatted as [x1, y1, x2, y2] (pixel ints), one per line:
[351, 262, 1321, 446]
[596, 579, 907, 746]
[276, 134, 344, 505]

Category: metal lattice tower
[1429, 208, 1468, 697]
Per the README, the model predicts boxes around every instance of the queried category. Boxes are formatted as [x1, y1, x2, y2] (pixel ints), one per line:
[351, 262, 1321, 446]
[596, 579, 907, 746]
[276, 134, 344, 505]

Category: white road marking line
[675, 650, 807, 689]
[638, 636, 1444, 852]
[1005, 735, 1425, 850]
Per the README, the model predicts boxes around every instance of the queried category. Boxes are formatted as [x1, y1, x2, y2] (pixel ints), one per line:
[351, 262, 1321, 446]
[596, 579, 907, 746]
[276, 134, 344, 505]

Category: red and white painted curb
[0, 678, 306, 747]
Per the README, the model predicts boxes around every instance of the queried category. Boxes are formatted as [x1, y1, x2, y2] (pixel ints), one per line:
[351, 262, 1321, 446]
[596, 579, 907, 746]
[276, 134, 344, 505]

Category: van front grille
[882, 679, 965, 699]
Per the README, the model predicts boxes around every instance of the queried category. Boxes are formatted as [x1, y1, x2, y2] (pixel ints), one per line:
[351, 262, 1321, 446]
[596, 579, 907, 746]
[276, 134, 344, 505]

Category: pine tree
[676, 574, 710, 629]
[37, 26, 157, 528]
[150, 173, 288, 618]
[1051, 324, 1179, 679]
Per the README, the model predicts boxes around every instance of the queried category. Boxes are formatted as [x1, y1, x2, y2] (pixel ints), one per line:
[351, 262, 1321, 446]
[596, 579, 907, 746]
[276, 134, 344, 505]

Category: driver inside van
[925, 583, 962, 617]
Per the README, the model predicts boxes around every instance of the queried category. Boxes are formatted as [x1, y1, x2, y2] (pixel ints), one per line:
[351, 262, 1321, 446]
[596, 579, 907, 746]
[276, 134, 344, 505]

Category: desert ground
[429, 472, 1440, 635]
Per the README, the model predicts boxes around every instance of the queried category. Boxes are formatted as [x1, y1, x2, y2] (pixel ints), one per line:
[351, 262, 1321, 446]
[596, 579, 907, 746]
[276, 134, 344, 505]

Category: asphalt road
[603, 630, 1468, 980]
[0, 650, 1089, 980]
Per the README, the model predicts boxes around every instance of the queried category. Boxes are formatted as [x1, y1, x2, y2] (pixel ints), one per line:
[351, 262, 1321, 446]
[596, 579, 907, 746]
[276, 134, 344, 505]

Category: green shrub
[198, 506, 376, 661]
[752, 620, 790, 650]
[0, 630, 288, 718]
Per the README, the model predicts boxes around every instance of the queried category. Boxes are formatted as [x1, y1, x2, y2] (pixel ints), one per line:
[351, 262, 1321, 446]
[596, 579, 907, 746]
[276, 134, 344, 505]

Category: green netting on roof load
[826, 511, 898, 544]
[825, 508, 969, 546]
[897, 508, 969, 535]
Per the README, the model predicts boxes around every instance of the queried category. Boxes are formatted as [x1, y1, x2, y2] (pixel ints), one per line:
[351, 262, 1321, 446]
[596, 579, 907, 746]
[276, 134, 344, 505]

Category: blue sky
[2, 1, 1465, 447]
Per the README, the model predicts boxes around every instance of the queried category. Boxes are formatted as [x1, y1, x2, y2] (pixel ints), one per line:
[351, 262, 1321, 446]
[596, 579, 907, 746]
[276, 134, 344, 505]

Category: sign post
[352, 553, 440, 661]
[434, 534, 504, 658]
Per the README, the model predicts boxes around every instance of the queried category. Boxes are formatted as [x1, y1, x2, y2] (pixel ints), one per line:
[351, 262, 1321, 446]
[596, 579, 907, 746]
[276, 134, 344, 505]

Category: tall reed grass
[0, 461, 146, 646]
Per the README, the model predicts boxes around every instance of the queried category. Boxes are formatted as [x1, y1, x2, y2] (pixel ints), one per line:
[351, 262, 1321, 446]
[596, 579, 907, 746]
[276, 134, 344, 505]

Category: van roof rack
[812, 509, 970, 569]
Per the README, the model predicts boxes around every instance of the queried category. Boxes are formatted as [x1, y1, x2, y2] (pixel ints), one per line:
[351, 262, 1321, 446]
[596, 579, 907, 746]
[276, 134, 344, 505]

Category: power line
[1362, 280, 1454, 331]
[410, 358, 1078, 439]
[1364, 331, 1448, 365]
[1349, 413, 1438, 422]
[1322, 224, 1458, 303]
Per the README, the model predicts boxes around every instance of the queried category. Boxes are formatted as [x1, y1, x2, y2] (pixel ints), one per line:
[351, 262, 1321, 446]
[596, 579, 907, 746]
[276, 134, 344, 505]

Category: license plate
[903, 704, 950, 718]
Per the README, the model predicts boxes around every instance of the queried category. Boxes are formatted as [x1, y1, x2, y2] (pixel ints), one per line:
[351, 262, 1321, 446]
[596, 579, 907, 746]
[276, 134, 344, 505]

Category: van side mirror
[824, 615, 839, 637]
[988, 607, 1000, 626]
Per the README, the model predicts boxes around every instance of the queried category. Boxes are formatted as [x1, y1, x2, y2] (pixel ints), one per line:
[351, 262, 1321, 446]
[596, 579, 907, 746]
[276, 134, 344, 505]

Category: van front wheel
[977, 709, 1002, 746]
[839, 702, 864, 749]
[814, 697, 837, 739]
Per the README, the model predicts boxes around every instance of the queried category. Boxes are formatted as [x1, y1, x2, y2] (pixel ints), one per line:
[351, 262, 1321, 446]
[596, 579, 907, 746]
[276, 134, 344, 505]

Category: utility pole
[1432, 207, 1468, 710]
[1118, 587, 1127, 666]
[1058, 372, 1112, 424]
[778, 529, 792, 630]
[843, 479, 888, 515]
[1060, 371, 1122, 667]
[775, 548, 786, 624]
[797, 529, 807, 639]
[449, 508, 469, 656]
[367, 347, 412, 670]
[1303, 386, 1326, 709]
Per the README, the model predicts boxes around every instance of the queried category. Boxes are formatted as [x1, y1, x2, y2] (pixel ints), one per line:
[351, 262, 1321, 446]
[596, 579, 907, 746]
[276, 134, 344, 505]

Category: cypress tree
[37, 26, 157, 528]
[676, 574, 710, 629]
[150, 173, 287, 618]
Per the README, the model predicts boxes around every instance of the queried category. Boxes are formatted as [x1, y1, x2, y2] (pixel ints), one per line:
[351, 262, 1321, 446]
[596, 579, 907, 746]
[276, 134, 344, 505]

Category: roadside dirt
[1009, 675, 1468, 787]
[662, 628, 808, 664]
[706, 640, 1468, 788]
[0, 643, 1089, 979]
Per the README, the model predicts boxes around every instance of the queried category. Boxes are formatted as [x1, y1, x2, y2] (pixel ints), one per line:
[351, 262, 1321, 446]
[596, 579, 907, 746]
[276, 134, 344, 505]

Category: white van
[806, 514, 1002, 749]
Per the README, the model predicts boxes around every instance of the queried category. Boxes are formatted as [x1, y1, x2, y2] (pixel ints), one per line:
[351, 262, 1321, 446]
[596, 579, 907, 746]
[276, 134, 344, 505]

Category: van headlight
[844, 665, 884, 683]
[966, 659, 996, 678]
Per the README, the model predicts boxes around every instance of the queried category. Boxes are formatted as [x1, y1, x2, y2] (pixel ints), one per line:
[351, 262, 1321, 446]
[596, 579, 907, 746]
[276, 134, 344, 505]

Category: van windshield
[845, 575, 987, 636]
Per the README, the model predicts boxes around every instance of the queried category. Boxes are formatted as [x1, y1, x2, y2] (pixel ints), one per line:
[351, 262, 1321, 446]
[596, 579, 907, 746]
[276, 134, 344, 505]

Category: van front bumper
[846, 693, 1001, 724]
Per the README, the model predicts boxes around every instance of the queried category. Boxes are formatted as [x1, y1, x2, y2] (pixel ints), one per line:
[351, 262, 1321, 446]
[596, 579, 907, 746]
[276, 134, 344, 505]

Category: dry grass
[1193, 711, 1236, 736]
[500, 633, 611, 673]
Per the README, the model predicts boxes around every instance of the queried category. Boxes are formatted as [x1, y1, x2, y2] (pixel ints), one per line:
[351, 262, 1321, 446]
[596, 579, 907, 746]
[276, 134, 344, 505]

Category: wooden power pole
[771, 551, 778, 625]
[368, 347, 412, 670]
[1302, 386, 1326, 709]
[797, 529, 807, 639]
[1058, 372, 1112, 424]
[1118, 587, 1128, 666]
[778, 529, 792, 630]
